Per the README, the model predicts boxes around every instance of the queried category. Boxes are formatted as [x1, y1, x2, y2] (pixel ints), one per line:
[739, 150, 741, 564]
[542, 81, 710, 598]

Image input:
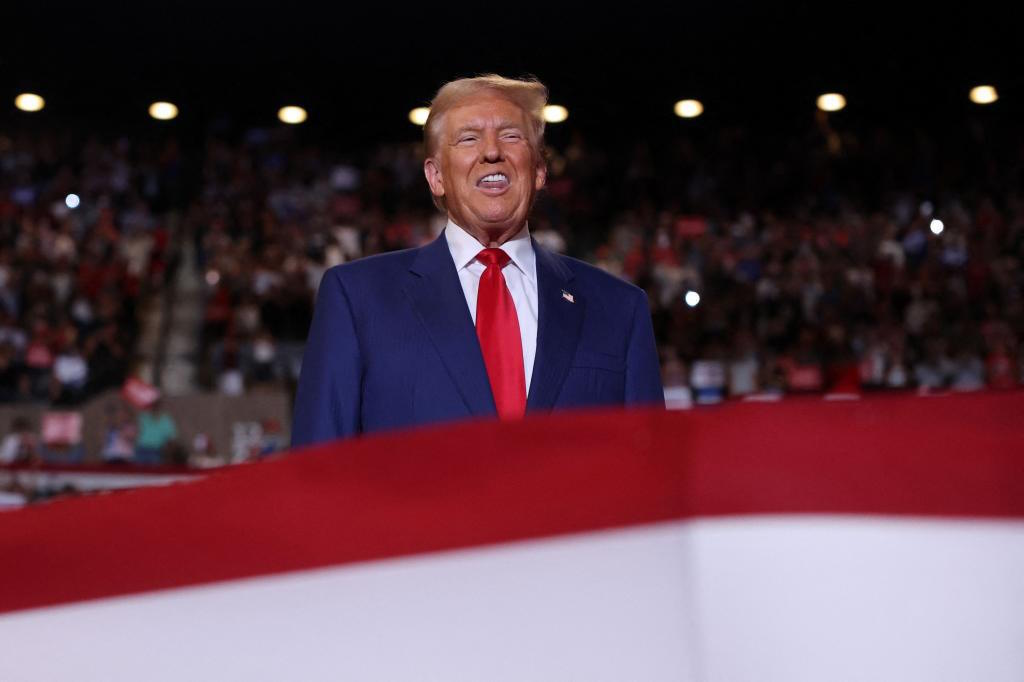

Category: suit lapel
[527, 240, 584, 411]
[404, 233, 497, 417]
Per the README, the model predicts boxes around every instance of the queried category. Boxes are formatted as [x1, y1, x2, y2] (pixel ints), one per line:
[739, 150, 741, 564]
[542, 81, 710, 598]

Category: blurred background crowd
[3, 110, 1021, 425]
[0, 134, 182, 405]
[189, 114, 1024, 404]
[0, 3, 1019, 475]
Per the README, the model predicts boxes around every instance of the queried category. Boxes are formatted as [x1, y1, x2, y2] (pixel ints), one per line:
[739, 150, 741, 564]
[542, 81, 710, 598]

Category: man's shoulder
[323, 244, 425, 284]
[542, 249, 646, 305]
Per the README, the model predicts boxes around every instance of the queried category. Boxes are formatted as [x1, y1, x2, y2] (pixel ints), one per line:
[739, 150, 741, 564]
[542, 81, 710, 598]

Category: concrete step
[165, 332, 198, 356]
[160, 359, 196, 396]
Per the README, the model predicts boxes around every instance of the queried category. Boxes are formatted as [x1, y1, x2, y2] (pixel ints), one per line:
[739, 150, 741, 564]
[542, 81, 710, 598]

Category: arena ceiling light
[148, 101, 179, 121]
[816, 93, 847, 113]
[673, 99, 704, 119]
[408, 107, 430, 126]
[543, 105, 569, 123]
[969, 85, 998, 105]
[278, 106, 308, 124]
[14, 93, 45, 112]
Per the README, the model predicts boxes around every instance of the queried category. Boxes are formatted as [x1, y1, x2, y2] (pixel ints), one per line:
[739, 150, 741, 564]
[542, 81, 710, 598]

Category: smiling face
[424, 92, 547, 246]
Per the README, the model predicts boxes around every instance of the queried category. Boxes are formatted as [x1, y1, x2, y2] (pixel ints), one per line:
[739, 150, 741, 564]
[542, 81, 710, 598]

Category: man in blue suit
[292, 75, 663, 446]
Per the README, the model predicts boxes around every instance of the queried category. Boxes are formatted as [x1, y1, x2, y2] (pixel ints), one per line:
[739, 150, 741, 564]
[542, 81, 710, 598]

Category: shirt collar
[444, 219, 537, 284]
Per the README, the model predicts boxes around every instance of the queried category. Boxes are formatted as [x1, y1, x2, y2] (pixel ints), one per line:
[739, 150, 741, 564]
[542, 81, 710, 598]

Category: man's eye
[457, 136, 477, 144]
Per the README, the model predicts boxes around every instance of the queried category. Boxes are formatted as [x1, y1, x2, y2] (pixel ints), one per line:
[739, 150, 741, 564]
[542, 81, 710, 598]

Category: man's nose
[480, 132, 502, 162]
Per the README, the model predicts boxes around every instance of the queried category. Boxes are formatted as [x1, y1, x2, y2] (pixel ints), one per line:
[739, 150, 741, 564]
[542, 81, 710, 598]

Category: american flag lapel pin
[561, 290, 575, 304]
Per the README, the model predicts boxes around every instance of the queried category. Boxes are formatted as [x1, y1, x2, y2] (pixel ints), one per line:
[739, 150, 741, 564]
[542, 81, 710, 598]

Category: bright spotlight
[278, 106, 308, 124]
[14, 93, 45, 112]
[817, 93, 847, 112]
[673, 99, 704, 119]
[408, 107, 430, 126]
[543, 105, 569, 123]
[685, 290, 701, 307]
[65, 194, 80, 209]
[930, 219, 944, 235]
[969, 85, 998, 105]
[149, 101, 179, 121]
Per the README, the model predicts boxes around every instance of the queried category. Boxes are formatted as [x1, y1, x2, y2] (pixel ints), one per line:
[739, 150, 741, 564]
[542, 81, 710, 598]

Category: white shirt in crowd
[445, 220, 539, 395]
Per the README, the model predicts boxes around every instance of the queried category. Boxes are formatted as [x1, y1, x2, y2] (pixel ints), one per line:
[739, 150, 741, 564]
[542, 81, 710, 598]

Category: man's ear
[424, 157, 445, 198]
[534, 160, 547, 191]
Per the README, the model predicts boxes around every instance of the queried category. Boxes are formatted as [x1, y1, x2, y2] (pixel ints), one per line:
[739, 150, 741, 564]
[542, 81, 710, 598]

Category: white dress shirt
[444, 220, 539, 395]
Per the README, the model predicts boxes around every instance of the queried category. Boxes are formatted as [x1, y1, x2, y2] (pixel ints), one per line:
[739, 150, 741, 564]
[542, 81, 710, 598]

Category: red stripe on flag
[0, 390, 1022, 614]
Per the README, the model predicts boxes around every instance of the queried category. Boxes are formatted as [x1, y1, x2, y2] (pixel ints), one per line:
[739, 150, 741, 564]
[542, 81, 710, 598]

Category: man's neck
[449, 219, 529, 248]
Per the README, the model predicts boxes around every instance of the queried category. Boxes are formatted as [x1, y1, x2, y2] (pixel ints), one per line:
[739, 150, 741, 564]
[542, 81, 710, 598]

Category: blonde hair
[424, 74, 548, 212]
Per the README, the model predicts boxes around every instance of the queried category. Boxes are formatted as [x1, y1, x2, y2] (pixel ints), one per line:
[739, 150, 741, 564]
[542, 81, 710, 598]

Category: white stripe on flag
[0, 516, 1022, 682]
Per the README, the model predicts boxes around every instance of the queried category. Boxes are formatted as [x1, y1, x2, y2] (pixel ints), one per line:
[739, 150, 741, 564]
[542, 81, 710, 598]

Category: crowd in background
[1, 111, 1022, 466]
[189, 115, 1024, 401]
[0, 132, 182, 406]
[0, 131, 186, 473]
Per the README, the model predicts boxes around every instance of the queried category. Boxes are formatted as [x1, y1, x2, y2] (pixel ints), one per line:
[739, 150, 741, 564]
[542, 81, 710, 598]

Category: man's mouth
[477, 173, 510, 192]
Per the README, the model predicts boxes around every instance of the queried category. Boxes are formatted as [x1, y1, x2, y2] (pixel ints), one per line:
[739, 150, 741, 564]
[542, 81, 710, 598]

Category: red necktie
[475, 248, 526, 420]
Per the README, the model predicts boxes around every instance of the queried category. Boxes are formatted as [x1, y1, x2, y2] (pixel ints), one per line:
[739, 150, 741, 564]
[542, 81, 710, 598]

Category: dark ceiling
[2, 2, 1021, 145]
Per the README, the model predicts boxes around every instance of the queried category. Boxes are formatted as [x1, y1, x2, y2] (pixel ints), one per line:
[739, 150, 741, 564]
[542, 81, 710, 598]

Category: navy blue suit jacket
[291, 231, 664, 446]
